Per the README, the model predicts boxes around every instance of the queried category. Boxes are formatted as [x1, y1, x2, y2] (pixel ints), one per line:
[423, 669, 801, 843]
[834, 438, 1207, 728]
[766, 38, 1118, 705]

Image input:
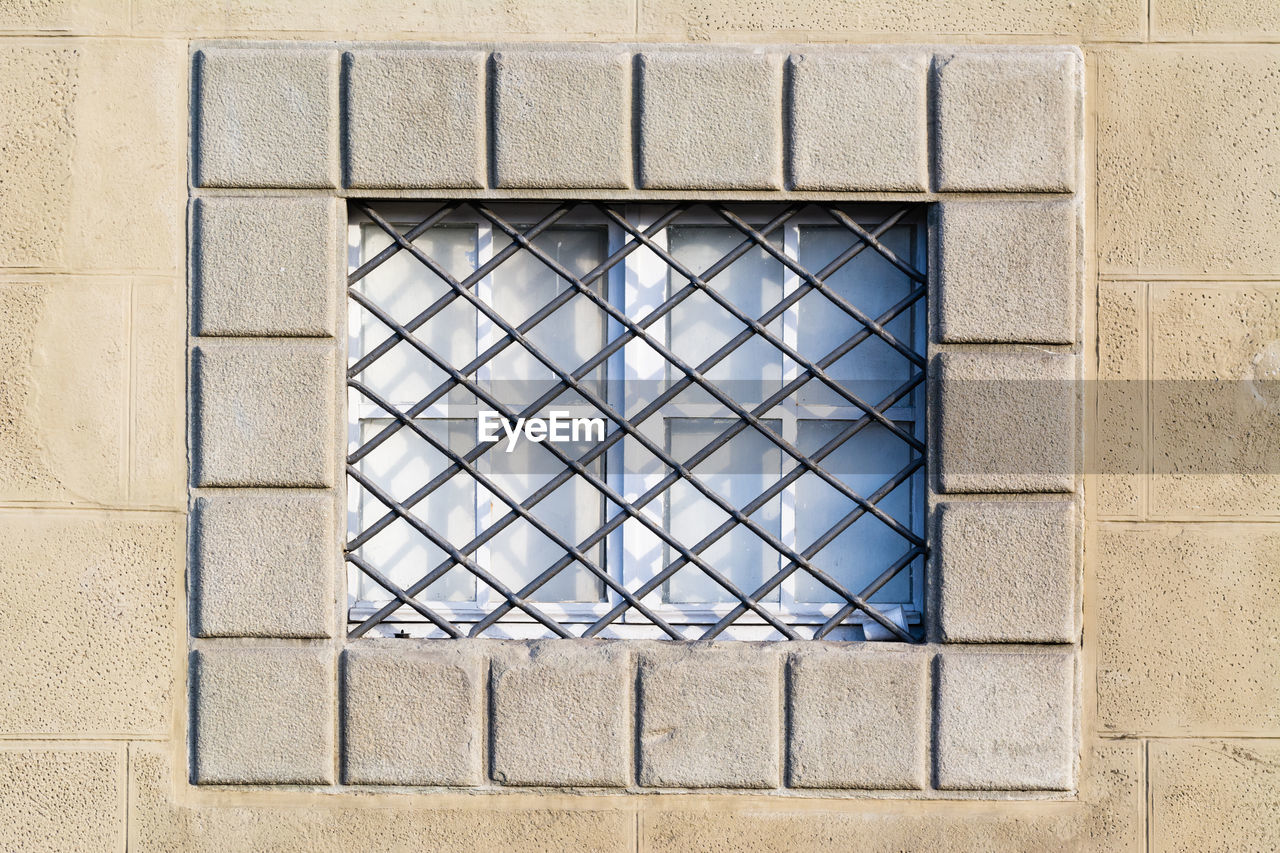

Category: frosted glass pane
[356, 225, 479, 406]
[796, 226, 914, 406]
[793, 420, 916, 603]
[484, 434, 605, 603]
[664, 419, 782, 604]
[354, 419, 476, 603]
[488, 227, 607, 407]
[667, 227, 783, 405]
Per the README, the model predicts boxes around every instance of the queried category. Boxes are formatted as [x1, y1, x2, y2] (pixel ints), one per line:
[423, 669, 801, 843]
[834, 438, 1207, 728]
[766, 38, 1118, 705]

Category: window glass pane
[667, 226, 783, 406]
[792, 419, 916, 604]
[355, 225, 478, 406]
[796, 225, 914, 406]
[484, 432, 606, 603]
[488, 227, 608, 407]
[664, 419, 782, 604]
[354, 419, 476, 603]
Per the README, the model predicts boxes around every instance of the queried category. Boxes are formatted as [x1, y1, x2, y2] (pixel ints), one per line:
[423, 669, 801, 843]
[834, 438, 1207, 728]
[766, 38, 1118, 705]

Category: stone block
[0, 514, 180, 735]
[194, 47, 340, 188]
[786, 646, 928, 789]
[0, 0, 127, 31]
[638, 51, 783, 190]
[68, 39, 187, 274]
[1153, 1, 1280, 40]
[0, 748, 122, 853]
[193, 647, 335, 785]
[136, 0, 635, 37]
[192, 492, 335, 638]
[343, 645, 483, 786]
[0, 47, 76, 267]
[637, 643, 780, 788]
[1096, 525, 1280, 734]
[1149, 285, 1280, 517]
[193, 196, 339, 337]
[131, 279, 187, 508]
[1150, 739, 1280, 850]
[935, 348, 1078, 493]
[0, 279, 128, 503]
[638, 0, 1143, 40]
[934, 50, 1079, 192]
[0, 41, 185, 272]
[1096, 281, 1145, 518]
[191, 342, 336, 488]
[490, 641, 631, 787]
[492, 49, 631, 189]
[788, 50, 928, 191]
[936, 200, 1079, 344]
[1098, 48, 1280, 275]
[934, 650, 1075, 790]
[344, 49, 486, 189]
[936, 500, 1077, 643]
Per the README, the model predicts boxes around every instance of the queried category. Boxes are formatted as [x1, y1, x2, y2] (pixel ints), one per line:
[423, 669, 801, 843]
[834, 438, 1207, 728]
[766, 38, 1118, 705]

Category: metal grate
[346, 201, 928, 642]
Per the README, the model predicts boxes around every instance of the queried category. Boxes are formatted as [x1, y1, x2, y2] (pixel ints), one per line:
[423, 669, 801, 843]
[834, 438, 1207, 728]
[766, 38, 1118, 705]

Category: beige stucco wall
[0, 2, 1275, 850]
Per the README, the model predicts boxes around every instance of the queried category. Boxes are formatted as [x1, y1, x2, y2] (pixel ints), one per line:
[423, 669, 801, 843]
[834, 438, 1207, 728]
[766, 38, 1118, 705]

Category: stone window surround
[186, 41, 1083, 796]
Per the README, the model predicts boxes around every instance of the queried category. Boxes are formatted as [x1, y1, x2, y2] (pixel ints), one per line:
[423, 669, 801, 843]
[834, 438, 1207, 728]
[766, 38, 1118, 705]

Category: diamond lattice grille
[346, 201, 928, 641]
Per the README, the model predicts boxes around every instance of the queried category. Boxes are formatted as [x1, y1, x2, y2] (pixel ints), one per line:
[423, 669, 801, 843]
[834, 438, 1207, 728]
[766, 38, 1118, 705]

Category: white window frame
[346, 202, 927, 640]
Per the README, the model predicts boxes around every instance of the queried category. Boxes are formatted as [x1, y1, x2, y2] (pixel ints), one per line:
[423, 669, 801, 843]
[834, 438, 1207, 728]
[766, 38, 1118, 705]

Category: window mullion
[473, 220, 495, 613]
[779, 220, 802, 615]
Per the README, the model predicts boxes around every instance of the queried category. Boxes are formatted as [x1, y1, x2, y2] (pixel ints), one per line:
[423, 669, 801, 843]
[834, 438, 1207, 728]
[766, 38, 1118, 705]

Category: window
[346, 201, 927, 641]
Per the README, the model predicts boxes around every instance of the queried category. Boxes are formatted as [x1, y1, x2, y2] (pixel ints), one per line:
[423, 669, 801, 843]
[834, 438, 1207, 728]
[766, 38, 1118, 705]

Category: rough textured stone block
[137, 0, 635, 37]
[193, 196, 339, 337]
[936, 348, 1078, 493]
[1153, 1, 1280, 40]
[936, 200, 1078, 344]
[69, 40, 187, 273]
[1096, 282, 1145, 518]
[936, 500, 1077, 643]
[788, 51, 928, 191]
[0, 47, 76, 267]
[934, 50, 1079, 192]
[1150, 740, 1280, 851]
[638, 0, 1144, 40]
[1149, 285, 1280, 517]
[638, 51, 783, 189]
[132, 279, 186, 508]
[0, 748, 123, 853]
[0, 0, 127, 32]
[787, 647, 927, 789]
[192, 343, 335, 488]
[935, 650, 1075, 790]
[192, 493, 335, 638]
[69, 43, 186, 270]
[638, 644, 780, 788]
[0, 279, 128, 503]
[1097, 525, 1280, 734]
[1, 41, 187, 272]
[343, 645, 483, 786]
[195, 48, 339, 188]
[0, 514, 180, 735]
[490, 642, 630, 787]
[1098, 49, 1280, 275]
[345, 49, 485, 189]
[193, 647, 335, 785]
[493, 49, 631, 189]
